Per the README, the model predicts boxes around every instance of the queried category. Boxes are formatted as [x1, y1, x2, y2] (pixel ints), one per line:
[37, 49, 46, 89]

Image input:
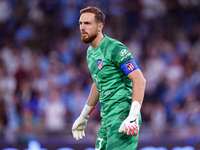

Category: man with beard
[72, 6, 146, 150]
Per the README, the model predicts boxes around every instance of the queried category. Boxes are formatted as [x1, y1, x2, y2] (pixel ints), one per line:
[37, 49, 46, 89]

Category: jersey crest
[97, 59, 102, 70]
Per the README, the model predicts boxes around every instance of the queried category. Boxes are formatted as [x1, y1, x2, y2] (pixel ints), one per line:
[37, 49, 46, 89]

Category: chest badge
[97, 59, 102, 70]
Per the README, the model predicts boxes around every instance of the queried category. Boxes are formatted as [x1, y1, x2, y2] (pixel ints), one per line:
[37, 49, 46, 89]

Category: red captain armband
[88, 106, 96, 115]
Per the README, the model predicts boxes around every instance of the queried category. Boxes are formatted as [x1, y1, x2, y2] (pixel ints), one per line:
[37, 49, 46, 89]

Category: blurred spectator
[150, 102, 167, 137]
[0, 0, 12, 23]
[44, 88, 66, 134]
[0, 97, 7, 136]
[140, 0, 167, 20]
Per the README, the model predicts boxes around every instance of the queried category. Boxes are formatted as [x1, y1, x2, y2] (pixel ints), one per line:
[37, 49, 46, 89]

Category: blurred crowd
[0, 0, 200, 146]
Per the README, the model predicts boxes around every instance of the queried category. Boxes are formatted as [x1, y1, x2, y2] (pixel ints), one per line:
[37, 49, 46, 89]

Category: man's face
[79, 13, 98, 44]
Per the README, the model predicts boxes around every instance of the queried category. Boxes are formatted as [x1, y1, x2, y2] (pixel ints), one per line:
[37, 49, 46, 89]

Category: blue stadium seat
[85, 148, 95, 150]
[140, 147, 167, 150]
[24, 140, 47, 150]
[172, 146, 195, 150]
[57, 148, 74, 150]
[2, 148, 19, 150]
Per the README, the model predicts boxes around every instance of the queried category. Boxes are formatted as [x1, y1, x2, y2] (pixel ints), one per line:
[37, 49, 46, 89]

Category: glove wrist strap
[81, 104, 95, 118]
[129, 101, 141, 117]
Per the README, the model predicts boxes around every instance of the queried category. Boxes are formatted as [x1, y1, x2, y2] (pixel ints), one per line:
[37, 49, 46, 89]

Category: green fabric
[87, 35, 135, 128]
[95, 113, 142, 150]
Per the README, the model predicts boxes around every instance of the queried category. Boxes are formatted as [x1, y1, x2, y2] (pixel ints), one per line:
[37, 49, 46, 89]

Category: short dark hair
[80, 6, 105, 24]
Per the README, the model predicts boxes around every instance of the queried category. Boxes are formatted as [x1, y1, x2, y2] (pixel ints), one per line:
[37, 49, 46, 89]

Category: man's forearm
[72, 83, 99, 140]
[132, 78, 146, 105]
[128, 69, 146, 105]
[86, 83, 99, 106]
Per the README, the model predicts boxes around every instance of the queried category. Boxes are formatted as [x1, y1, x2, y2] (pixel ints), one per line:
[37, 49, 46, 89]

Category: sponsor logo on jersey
[99, 90, 111, 98]
[97, 59, 102, 70]
[120, 49, 128, 56]
[121, 53, 131, 61]
[125, 61, 134, 70]
[93, 74, 102, 91]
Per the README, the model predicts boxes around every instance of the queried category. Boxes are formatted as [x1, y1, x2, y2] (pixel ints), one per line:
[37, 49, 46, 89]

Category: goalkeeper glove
[118, 101, 141, 136]
[72, 104, 95, 140]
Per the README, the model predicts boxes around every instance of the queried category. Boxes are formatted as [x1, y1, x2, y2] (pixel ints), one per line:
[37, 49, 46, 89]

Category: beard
[81, 31, 98, 44]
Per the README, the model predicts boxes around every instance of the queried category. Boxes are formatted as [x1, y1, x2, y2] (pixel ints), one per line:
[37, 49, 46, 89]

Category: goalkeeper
[72, 6, 146, 150]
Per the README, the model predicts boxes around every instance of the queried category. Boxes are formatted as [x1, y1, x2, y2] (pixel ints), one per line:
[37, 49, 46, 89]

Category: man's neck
[90, 33, 104, 49]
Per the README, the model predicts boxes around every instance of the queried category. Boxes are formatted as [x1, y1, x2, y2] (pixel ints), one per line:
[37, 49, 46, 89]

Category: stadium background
[0, 0, 199, 149]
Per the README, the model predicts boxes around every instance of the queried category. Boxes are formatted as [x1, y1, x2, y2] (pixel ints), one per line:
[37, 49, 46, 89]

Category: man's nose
[80, 24, 85, 30]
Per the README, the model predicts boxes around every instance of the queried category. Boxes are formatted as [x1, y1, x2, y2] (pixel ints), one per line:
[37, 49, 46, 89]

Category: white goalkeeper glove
[72, 104, 95, 140]
[118, 101, 141, 136]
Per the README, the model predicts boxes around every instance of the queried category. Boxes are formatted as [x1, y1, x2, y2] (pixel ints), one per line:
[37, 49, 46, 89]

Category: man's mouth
[81, 32, 88, 36]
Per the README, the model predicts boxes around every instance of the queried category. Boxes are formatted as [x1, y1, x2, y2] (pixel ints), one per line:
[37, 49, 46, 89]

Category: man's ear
[98, 23, 104, 32]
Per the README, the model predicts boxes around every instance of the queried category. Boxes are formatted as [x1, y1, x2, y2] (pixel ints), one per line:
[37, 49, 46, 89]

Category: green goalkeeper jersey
[87, 35, 139, 127]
